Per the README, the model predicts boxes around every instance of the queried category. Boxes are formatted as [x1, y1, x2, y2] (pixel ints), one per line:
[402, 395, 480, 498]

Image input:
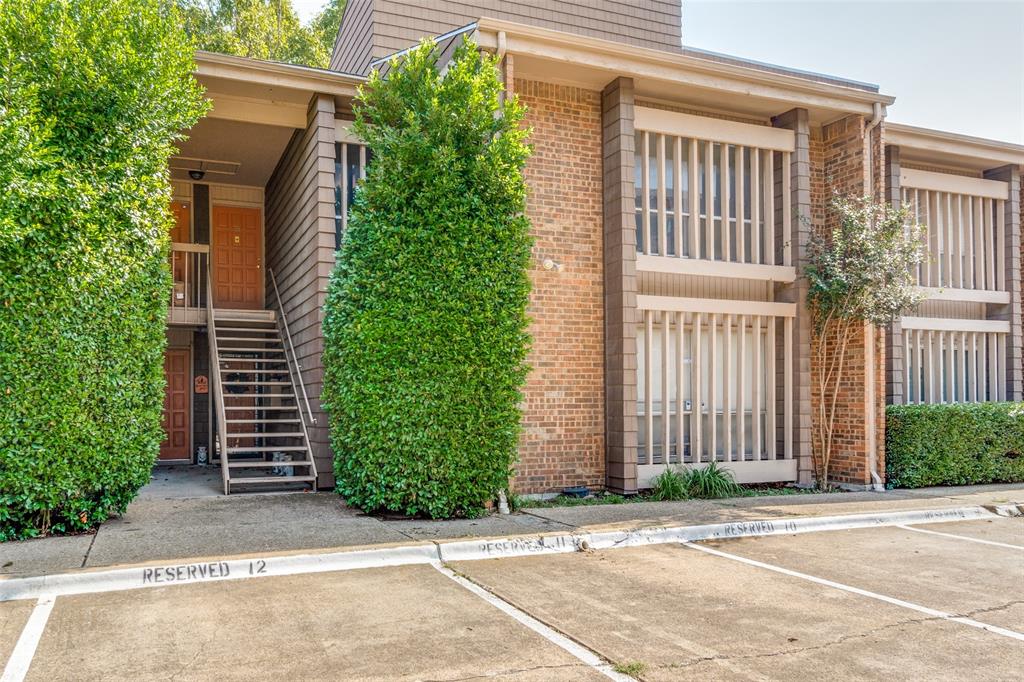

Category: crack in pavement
[420, 662, 593, 681]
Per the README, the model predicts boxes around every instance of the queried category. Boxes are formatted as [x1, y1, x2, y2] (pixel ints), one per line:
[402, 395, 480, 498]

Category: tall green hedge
[885, 402, 1024, 489]
[0, 0, 207, 540]
[322, 39, 532, 518]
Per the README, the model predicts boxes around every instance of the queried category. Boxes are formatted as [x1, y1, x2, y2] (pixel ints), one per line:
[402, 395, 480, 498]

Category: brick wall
[512, 79, 606, 494]
[808, 116, 887, 487]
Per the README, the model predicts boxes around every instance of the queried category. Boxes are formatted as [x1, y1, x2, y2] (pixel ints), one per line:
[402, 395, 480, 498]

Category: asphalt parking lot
[1, 516, 1021, 681]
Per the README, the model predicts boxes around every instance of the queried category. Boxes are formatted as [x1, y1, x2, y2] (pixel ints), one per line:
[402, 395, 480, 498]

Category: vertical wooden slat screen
[782, 151, 792, 267]
[736, 147, 746, 263]
[722, 146, 731, 262]
[763, 152, 774, 266]
[657, 134, 667, 256]
[902, 327, 1008, 405]
[704, 142, 713, 260]
[751, 148, 761, 265]
[641, 131, 650, 256]
[688, 141, 699, 260]
[674, 137, 683, 258]
[635, 305, 794, 471]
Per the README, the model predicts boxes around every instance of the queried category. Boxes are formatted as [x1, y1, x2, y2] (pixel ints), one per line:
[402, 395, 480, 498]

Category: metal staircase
[207, 270, 318, 494]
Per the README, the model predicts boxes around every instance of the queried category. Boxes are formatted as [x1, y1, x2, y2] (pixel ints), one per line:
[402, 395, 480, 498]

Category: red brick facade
[808, 116, 887, 487]
[512, 79, 606, 494]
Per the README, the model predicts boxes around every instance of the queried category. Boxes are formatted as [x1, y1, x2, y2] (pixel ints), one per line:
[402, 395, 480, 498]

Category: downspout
[864, 101, 885, 492]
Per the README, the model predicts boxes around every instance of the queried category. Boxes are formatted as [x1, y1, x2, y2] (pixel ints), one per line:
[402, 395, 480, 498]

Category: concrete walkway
[2, 466, 1021, 579]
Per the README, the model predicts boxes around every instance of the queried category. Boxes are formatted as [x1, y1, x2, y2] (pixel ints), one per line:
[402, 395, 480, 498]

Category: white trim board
[637, 294, 796, 318]
[900, 168, 1008, 200]
[900, 316, 1010, 333]
[635, 107, 795, 152]
[638, 459, 797, 488]
[916, 287, 1011, 305]
[636, 254, 796, 283]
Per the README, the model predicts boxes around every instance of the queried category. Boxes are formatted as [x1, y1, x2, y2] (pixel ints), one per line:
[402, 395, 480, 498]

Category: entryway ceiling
[173, 117, 295, 187]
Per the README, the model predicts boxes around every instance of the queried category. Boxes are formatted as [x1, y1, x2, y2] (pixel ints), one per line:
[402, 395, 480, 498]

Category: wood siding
[264, 95, 338, 486]
[331, 0, 683, 75]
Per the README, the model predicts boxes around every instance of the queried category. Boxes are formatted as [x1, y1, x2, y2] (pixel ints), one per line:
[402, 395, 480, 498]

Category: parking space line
[683, 542, 1024, 642]
[432, 563, 635, 682]
[896, 524, 1024, 550]
[1, 596, 55, 682]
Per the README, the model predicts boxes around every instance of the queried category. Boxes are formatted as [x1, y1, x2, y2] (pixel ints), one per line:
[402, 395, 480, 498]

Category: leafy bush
[322, 39, 532, 518]
[650, 462, 742, 500]
[0, 0, 207, 540]
[686, 461, 742, 499]
[649, 468, 690, 501]
[886, 402, 1024, 489]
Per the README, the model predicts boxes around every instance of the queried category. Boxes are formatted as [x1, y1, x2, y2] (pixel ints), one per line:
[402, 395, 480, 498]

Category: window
[334, 141, 370, 249]
[903, 324, 1007, 403]
[635, 302, 794, 469]
[632, 111, 793, 267]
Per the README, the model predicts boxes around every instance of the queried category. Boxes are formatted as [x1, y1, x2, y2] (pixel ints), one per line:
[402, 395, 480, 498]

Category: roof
[887, 122, 1024, 171]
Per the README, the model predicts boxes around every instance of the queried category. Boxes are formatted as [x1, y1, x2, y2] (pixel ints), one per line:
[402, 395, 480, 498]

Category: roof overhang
[194, 51, 364, 128]
[887, 122, 1024, 172]
[473, 18, 894, 126]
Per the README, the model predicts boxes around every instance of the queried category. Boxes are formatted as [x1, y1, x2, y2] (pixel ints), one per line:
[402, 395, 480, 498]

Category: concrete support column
[601, 77, 638, 494]
[772, 108, 813, 487]
[884, 145, 904, 405]
[983, 164, 1022, 401]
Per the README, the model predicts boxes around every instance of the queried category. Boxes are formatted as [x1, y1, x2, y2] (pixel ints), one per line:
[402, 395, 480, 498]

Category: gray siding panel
[265, 95, 338, 487]
[333, 0, 682, 75]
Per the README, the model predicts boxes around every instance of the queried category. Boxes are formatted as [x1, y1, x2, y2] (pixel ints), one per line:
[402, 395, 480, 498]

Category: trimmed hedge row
[0, 0, 206, 540]
[322, 39, 533, 518]
[885, 402, 1024, 489]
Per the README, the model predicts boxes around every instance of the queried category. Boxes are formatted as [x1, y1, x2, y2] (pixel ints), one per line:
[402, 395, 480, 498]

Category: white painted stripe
[1, 596, 55, 682]
[432, 564, 634, 682]
[896, 524, 1024, 550]
[683, 542, 1024, 642]
[0, 506, 998, 603]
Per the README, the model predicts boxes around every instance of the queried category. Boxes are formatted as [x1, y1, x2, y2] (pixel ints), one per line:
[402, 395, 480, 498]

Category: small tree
[806, 196, 926, 488]
[0, 0, 207, 540]
[322, 39, 532, 518]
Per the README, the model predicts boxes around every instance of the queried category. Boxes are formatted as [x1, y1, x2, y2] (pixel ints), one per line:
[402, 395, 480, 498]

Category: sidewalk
[2, 466, 1022, 578]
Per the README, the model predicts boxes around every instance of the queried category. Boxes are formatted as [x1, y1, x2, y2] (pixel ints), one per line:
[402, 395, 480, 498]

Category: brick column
[813, 114, 887, 489]
[602, 77, 638, 493]
[884, 145, 904, 405]
[772, 109, 813, 486]
[983, 164, 1022, 401]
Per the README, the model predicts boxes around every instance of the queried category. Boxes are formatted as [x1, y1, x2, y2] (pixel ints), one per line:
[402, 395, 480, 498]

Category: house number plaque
[194, 375, 208, 394]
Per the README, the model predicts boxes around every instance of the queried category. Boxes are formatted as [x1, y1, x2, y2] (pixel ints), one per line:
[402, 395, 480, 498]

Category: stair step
[224, 405, 298, 411]
[228, 476, 316, 485]
[219, 347, 286, 353]
[219, 337, 282, 343]
[225, 418, 302, 424]
[219, 357, 287, 363]
[227, 460, 314, 468]
[216, 326, 277, 332]
[223, 393, 296, 400]
[225, 432, 305, 438]
[220, 369, 289, 374]
[222, 381, 292, 386]
[226, 445, 310, 453]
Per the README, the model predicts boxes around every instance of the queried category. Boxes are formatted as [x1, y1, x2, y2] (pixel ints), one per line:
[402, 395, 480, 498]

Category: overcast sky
[294, 0, 1024, 144]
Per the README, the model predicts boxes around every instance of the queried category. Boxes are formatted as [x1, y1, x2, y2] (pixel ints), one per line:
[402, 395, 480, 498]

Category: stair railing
[206, 269, 232, 495]
[269, 267, 318, 485]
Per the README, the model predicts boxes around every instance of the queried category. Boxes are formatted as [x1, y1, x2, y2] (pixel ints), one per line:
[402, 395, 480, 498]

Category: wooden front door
[212, 205, 262, 309]
[160, 349, 191, 461]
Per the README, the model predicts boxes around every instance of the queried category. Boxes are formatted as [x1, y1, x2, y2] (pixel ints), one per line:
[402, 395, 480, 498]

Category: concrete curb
[0, 505, 999, 603]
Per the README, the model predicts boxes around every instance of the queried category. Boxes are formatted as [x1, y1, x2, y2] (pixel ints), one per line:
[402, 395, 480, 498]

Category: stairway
[209, 311, 318, 494]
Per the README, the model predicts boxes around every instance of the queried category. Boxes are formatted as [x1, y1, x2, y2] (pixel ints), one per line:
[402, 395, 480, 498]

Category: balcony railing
[168, 242, 210, 325]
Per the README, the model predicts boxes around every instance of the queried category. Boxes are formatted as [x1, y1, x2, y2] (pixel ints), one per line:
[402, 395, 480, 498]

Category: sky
[293, 0, 1024, 144]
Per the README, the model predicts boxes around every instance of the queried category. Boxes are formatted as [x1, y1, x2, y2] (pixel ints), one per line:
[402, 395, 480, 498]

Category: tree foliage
[0, 0, 208, 540]
[806, 196, 926, 488]
[178, 0, 345, 68]
[322, 39, 533, 518]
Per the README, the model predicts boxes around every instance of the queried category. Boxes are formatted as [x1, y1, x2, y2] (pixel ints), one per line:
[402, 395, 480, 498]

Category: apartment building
[161, 0, 1022, 495]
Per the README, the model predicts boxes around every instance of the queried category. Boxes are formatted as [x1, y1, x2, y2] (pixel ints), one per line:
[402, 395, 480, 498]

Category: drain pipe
[863, 102, 883, 198]
[864, 101, 885, 492]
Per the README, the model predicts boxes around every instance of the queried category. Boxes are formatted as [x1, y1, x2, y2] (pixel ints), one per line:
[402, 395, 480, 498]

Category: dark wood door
[160, 349, 191, 461]
[212, 205, 262, 309]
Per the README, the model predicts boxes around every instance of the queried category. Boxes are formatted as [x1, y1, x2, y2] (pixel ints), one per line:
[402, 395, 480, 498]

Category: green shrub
[686, 460, 742, 499]
[885, 402, 1024, 489]
[321, 38, 532, 518]
[0, 0, 207, 540]
[649, 467, 690, 501]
